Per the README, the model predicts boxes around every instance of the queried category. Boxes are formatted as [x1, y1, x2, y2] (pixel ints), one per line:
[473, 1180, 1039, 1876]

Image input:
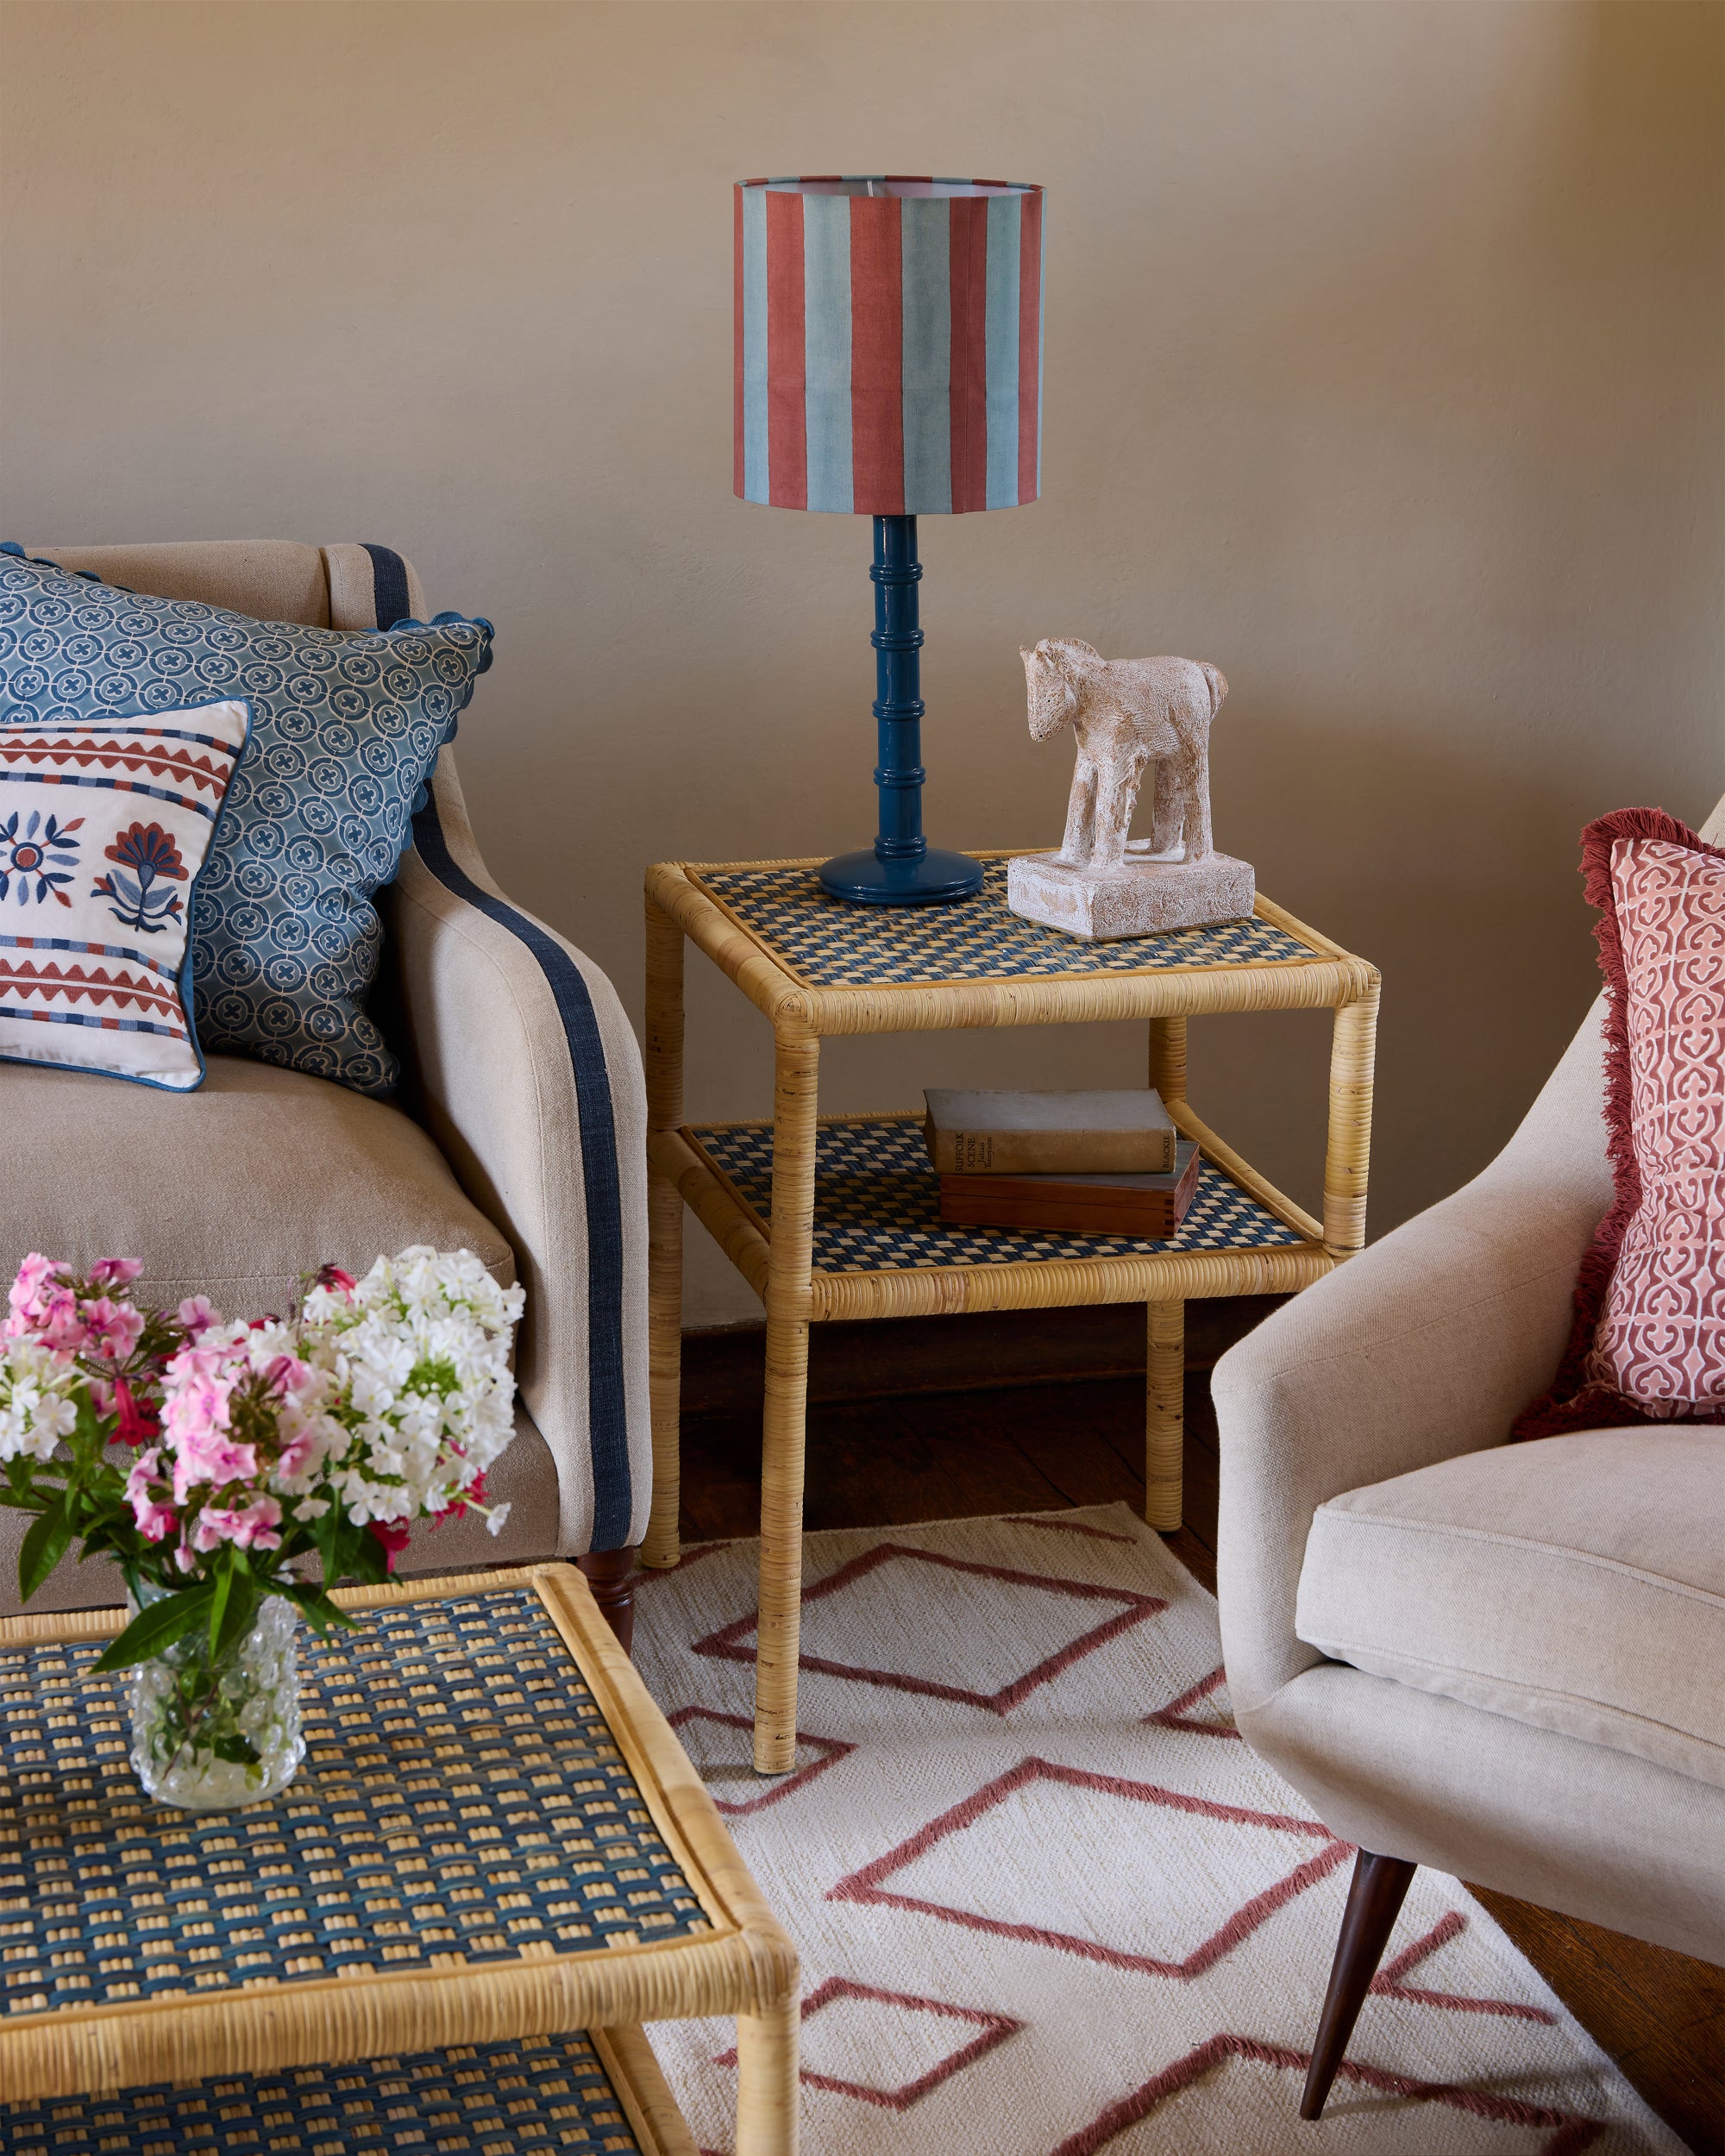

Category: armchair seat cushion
[1295, 1428, 1725, 1788]
[0, 1051, 514, 1318]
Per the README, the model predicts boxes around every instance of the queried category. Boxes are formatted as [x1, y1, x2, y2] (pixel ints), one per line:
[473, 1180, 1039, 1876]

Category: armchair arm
[1213, 1000, 1612, 1714]
[380, 753, 650, 1555]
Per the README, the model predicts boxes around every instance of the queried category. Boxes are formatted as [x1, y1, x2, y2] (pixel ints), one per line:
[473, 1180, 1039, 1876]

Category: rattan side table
[643, 852, 1379, 1773]
[0, 1564, 799, 2155]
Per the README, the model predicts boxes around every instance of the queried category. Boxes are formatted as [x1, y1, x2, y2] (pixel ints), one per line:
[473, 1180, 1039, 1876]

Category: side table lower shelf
[1, 2023, 697, 2156]
[653, 1107, 1336, 1532]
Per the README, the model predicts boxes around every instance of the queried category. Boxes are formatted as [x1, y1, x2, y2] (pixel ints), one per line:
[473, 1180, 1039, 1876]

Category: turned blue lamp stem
[872, 515, 925, 862]
[817, 516, 985, 906]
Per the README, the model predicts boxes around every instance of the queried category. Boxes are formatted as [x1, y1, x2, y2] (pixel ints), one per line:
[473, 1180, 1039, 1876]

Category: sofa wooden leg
[1301, 1849, 1416, 2121]
[577, 1546, 638, 1656]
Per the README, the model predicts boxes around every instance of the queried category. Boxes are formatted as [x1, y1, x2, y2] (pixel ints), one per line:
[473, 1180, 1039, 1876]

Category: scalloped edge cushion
[1513, 806, 1725, 1436]
[0, 546, 493, 1095]
[0, 696, 249, 1091]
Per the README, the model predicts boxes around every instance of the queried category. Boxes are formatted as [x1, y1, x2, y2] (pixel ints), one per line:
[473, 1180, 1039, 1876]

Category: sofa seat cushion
[1295, 1428, 1724, 1787]
[0, 1052, 514, 1318]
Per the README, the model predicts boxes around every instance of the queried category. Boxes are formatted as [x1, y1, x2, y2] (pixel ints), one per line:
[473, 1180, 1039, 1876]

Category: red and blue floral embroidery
[0, 809, 82, 907]
[91, 821, 187, 932]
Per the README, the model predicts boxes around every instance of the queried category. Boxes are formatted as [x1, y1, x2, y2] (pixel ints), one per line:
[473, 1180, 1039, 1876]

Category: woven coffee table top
[688, 858, 1321, 989]
[2, 2028, 645, 2156]
[0, 1587, 704, 2020]
[689, 1116, 1310, 1271]
[0, 1565, 797, 2106]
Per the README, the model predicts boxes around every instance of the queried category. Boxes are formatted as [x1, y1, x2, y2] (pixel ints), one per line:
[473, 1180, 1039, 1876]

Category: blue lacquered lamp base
[819, 513, 983, 907]
[818, 845, 984, 906]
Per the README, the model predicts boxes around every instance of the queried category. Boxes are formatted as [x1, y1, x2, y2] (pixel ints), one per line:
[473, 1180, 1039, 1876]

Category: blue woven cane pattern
[693, 860, 1315, 986]
[2, 2030, 643, 2153]
[0, 1590, 706, 2018]
[693, 1117, 1309, 1270]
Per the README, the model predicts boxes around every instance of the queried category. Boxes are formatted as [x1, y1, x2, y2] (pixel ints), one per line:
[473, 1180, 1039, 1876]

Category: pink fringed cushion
[1515, 808, 1725, 1438]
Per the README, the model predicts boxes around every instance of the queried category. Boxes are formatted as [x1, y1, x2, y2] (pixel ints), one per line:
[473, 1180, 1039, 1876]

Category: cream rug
[633, 1503, 1684, 2156]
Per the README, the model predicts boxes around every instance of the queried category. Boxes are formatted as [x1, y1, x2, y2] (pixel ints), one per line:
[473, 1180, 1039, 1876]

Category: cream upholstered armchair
[0, 541, 649, 1639]
[1213, 791, 1725, 2121]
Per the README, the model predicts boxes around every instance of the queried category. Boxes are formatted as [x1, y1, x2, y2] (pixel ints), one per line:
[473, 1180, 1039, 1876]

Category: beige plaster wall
[3, 0, 1721, 1326]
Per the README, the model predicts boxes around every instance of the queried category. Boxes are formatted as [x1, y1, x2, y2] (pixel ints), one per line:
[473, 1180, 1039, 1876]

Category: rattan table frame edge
[0, 1564, 798, 2107]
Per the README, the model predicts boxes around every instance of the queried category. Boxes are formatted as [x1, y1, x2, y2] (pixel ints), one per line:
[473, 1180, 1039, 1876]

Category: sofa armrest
[380, 751, 650, 1555]
[1213, 999, 1612, 1714]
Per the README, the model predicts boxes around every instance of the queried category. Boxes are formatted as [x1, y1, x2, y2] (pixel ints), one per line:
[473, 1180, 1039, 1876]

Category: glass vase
[127, 1588, 305, 1809]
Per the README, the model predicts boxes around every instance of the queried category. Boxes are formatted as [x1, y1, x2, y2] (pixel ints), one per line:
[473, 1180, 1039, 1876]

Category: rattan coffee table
[0, 1564, 799, 2154]
[643, 851, 1379, 1772]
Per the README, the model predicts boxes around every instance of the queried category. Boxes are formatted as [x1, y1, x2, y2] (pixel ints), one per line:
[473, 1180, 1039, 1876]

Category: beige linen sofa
[0, 541, 650, 1638]
[1213, 791, 1725, 2117]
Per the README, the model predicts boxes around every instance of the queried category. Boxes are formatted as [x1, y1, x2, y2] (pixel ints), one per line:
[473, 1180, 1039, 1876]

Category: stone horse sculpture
[1020, 638, 1227, 872]
[1009, 639, 1254, 938]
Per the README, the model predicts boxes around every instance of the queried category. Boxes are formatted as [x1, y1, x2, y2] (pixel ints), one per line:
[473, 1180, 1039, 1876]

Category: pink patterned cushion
[1590, 835, 1725, 1408]
[1515, 808, 1725, 1436]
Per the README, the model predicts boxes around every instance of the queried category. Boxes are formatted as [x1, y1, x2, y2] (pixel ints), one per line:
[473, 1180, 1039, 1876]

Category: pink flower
[88, 1257, 143, 1288]
[123, 1446, 178, 1543]
[190, 1495, 283, 1553]
[367, 1518, 411, 1573]
[171, 1429, 259, 1504]
[35, 1288, 87, 1354]
[7, 1253, 60, 1329]
[133, 1495, 179, 1543]
[262, 1352, 314, 1396]
[85, 1297, 144, 1363]
[177, 1295, 218, 1336]
[173, 1542, 195, 1574]
[113, 1377, 159, 1448]
[316, 1265, 358, 1294]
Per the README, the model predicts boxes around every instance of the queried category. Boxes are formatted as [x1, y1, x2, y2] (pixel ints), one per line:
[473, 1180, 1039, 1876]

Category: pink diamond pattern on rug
[1142, 1665, 1240, 1740]
[668, 1704, 855, 1816]
[693, 1543, 1166, 1712]
[1001, 1514, 1139, 1545]
[712, 1977, 1022, 2110]
[1048, 2033, 1604, 2154]
[1371, 1914, 1557, 2024]
[830, 1756, 1351, 1977]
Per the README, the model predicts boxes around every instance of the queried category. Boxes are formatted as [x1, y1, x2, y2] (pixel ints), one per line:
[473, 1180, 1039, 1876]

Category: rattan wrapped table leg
[645, 893, 687, 1570]
[756, 1023, 821, 1775]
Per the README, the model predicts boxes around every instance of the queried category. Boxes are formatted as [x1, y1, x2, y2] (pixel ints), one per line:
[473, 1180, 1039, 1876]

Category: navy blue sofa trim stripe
[410, 798, 633, 1550]
[361, 542, 412, 631]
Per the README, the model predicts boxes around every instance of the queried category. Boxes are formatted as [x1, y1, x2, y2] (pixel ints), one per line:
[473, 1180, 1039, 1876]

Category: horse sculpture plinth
[1007, 848, 1256, 940]
[1008, 638, 1255, 940]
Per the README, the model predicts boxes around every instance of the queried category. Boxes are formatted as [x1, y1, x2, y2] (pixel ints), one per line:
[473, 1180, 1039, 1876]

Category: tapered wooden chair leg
[576, 1546, 637, 1655]
[1301, 1849, 1417, 2120]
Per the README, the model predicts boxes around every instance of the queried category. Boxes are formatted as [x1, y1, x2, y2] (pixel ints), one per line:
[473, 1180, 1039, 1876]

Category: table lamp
[735, 175, 1044, 904]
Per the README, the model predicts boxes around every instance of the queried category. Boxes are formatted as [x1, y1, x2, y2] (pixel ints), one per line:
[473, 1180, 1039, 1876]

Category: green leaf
[207, 1559, 233, 1652]
[211, 1733, 260, 1766]
[18, 1498, 72, 1604]
[213, 1567, 258, 1662]
[92, 1586, 216, 1673]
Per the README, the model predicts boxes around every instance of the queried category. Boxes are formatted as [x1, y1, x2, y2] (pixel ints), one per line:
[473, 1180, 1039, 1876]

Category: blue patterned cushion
[0, 547, 492, 1094]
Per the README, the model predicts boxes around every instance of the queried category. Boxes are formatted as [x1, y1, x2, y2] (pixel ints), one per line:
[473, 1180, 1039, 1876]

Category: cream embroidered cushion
[0, 697, 248, 1090]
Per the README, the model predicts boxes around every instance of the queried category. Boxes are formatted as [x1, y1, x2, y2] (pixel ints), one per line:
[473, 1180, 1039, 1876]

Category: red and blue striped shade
[734, 176, 1044, 516]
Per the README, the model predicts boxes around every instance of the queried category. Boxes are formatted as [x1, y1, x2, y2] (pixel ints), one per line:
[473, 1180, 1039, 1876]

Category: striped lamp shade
[735, 176, 1044, 517]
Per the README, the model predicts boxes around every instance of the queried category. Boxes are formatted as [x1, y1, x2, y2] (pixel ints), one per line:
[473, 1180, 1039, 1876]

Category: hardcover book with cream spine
[923, 1087, 1176, 1174]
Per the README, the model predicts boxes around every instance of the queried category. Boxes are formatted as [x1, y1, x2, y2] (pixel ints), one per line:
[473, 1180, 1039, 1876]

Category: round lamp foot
[818, 847, 984, 906]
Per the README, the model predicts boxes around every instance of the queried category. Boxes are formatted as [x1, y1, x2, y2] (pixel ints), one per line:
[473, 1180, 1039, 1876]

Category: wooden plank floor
[676, 1349, 1722, 2155]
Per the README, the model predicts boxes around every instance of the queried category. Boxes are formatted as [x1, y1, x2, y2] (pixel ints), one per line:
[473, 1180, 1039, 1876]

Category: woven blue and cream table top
[649, 853, 1376, 1033]
[675, 1114, 1333, 1322]
[0, 1564, 795, 2115]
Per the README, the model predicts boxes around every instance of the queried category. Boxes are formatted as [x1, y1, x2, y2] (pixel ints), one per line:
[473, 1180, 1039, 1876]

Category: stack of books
[923, 1087, 1201, 1235]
